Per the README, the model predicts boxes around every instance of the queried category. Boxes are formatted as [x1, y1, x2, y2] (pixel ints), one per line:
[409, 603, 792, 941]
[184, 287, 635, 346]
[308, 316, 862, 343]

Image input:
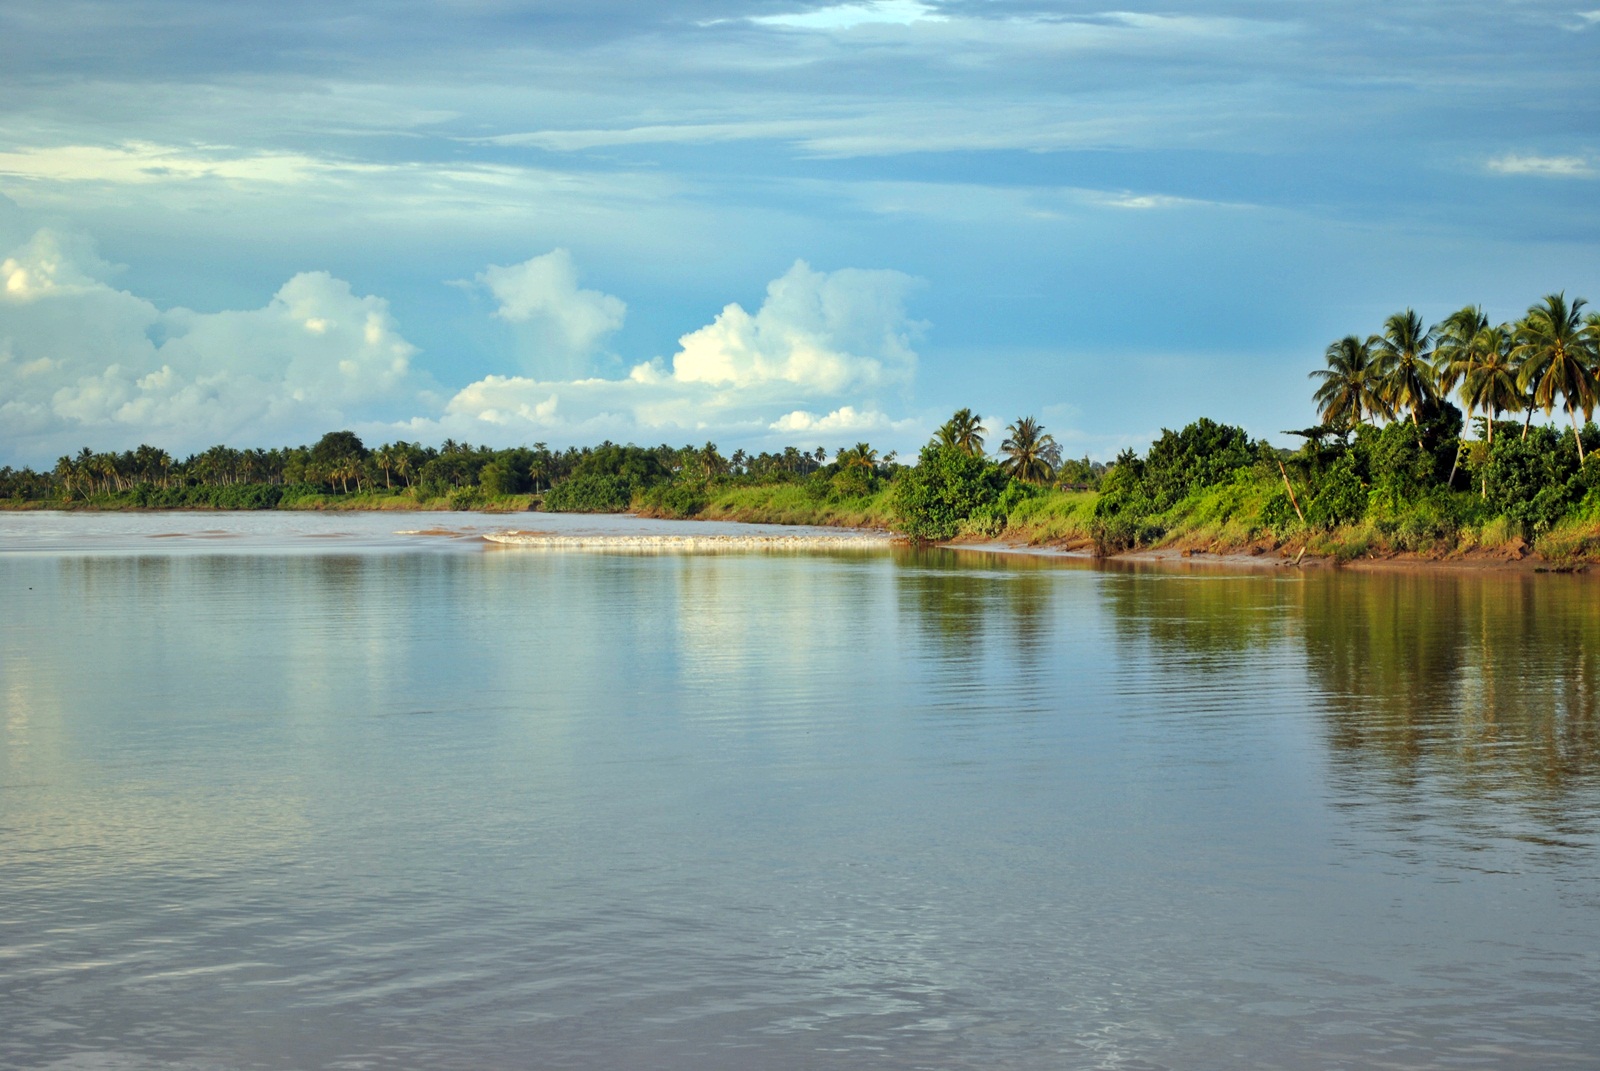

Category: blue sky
[1, 0, 1597, 465]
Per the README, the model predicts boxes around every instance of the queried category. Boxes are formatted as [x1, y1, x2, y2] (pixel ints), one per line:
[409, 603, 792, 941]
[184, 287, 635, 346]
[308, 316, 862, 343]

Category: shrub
[477, 459, 528, 496]
[1141, 418, 1259, 510]
[639, 482, 709, 518]
[543, 473, 636, 513]
[1306, 453, 1367, 528]
[891, 443, 1004, 543]
[1483, 428, 1571, 532]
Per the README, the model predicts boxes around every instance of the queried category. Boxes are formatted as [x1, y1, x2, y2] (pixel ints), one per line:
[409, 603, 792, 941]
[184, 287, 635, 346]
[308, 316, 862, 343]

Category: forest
[5, 292, 1600, 563]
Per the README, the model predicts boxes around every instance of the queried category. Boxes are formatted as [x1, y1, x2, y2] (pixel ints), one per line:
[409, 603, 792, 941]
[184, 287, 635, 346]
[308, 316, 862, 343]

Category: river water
[2, 512, 1597, 1070]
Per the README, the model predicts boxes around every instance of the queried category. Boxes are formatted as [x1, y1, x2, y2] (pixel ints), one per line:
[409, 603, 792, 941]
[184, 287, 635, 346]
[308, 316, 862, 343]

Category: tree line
[0, 411, 1105, 517]
[5, 291, 1599, 559]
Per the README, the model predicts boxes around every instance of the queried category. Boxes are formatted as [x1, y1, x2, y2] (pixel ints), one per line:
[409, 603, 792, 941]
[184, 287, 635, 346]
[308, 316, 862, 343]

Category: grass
[990, 489, 1098, 546]
[694, 483, 897, 528]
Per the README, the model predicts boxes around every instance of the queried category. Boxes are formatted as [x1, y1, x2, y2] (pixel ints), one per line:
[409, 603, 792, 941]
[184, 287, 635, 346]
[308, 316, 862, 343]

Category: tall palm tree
[1434, 305, 1491, 398]
[935, 408, 986, 456]
[1310, 335, 1389, 427]
[1455, 323, 1521, 447]
[374, 446, 395, 489]
[54, 455, 80, 500]
[1372, 309, 1439, 435]
[1513, 293, 1597, 462]
[999, 417, 1059, 484]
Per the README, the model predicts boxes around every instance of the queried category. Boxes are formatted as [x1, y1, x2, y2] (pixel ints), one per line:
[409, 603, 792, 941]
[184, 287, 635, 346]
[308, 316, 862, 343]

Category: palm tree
[1434, 305, 1491, 399]
[698, 442, 726, 483]
[1513, 293, 1597, 462]
[334, 456, 360, 494]
[840, 442, 878, 470]
[935, 408, 986, 456]
[54, 455, 80, 500]
[1310, 335, 1389, 427]
[999, 417, 1059, 484]
[374, 446, 395, 489]
[1455, 323, 1521, 447]
[1372, 309, 1438, 435]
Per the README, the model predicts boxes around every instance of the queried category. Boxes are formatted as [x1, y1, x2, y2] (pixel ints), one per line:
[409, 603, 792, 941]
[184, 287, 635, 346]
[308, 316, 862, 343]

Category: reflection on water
[1299, 573, 1600, 857]
[3, 538, 1599, 1070]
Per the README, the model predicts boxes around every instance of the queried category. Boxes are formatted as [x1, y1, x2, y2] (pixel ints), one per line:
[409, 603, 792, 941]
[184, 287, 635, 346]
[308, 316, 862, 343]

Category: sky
[1, 0, 1598, 466]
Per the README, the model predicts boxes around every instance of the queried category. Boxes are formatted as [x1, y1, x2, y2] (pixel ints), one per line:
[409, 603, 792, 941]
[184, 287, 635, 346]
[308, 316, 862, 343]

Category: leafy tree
[1482, 426, 1572, 531]
[891, 442, 1003, 543]
[1140, 418, 1258, 510]
[1305, 452, 1367, 528]
[543, 473, 637, 512]
[311, 430, 368, 467]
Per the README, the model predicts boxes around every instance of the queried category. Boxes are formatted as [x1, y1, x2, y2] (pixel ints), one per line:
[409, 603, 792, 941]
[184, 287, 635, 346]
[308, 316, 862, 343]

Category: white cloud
[0, 141, 370, 187]
[770, 405, 912, 433]
[0, 226, 426, 458]
[430, 260, 921, 444]
[1485, 153, 1593, 177]
[473, 249, 626, 377]
[0, 219, 924, 461]
[754, 1, 945, 31]
[672, 260, 917, 391]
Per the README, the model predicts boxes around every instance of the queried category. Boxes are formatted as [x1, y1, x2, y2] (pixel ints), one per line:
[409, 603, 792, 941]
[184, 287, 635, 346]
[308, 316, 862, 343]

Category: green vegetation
[6, 291, 1600, 564]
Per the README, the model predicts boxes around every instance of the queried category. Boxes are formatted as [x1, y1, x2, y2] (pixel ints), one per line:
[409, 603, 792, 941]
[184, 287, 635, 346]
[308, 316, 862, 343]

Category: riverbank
[10, 481, 1600, 570]
[945, 538, 1582, 574]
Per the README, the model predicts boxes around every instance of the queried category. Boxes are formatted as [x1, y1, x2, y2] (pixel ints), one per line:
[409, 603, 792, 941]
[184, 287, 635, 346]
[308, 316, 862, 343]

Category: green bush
[128, 482, 285, 510]
[1142, 418, 1259, 510]
[639, 482, 710, 518]
[543, 473, 637, 513]
[477, 459, 528, 496]
[1484, 428, 1571, 532]
[829, 465, 878, 500]
[1306, 453, 1367, 528]
[891, 443, 1004, 543]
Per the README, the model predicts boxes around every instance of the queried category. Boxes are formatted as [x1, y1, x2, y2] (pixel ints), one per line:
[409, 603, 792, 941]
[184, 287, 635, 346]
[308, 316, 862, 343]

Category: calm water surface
[2, 512, 1598, 1069]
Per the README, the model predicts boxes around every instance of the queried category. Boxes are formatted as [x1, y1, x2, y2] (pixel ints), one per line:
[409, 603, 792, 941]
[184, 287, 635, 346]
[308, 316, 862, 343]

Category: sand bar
[484, 529, 894, 552]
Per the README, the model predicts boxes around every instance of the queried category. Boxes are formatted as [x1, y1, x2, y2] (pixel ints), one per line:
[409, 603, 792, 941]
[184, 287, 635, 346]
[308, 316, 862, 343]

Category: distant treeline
[6, 291, 1600, 560]
[0, 433, 864, 510]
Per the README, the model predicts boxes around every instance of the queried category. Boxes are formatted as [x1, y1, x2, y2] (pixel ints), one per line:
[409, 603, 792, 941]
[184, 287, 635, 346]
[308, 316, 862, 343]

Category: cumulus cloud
[672, 261, 916, 391]
[0, 224, 426, 459]
[0, 225, 925, 461]
[430, 259, 921, 443]
[473, 249, 626, 378]
[769, 405, 913, 433]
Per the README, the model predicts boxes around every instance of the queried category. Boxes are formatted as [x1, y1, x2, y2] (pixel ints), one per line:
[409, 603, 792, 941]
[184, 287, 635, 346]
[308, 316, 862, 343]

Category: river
[2, 511, 1596, 1069]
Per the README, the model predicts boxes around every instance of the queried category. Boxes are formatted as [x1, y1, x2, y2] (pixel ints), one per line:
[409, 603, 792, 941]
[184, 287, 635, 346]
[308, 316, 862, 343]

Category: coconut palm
[1513, 293, 1597, 462]
[333, 456, 360, 494]
[1434, 305, 1492, 398]
[1455, 323, 1521, 446]
[999, 417, 1059, 484]
[374, 446, 395, 489]
[1372, 309, 1439, 434]
[839, 442, 878, 470]
[935, 408, 986, 456]
[1310, 335, 1388, 427]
